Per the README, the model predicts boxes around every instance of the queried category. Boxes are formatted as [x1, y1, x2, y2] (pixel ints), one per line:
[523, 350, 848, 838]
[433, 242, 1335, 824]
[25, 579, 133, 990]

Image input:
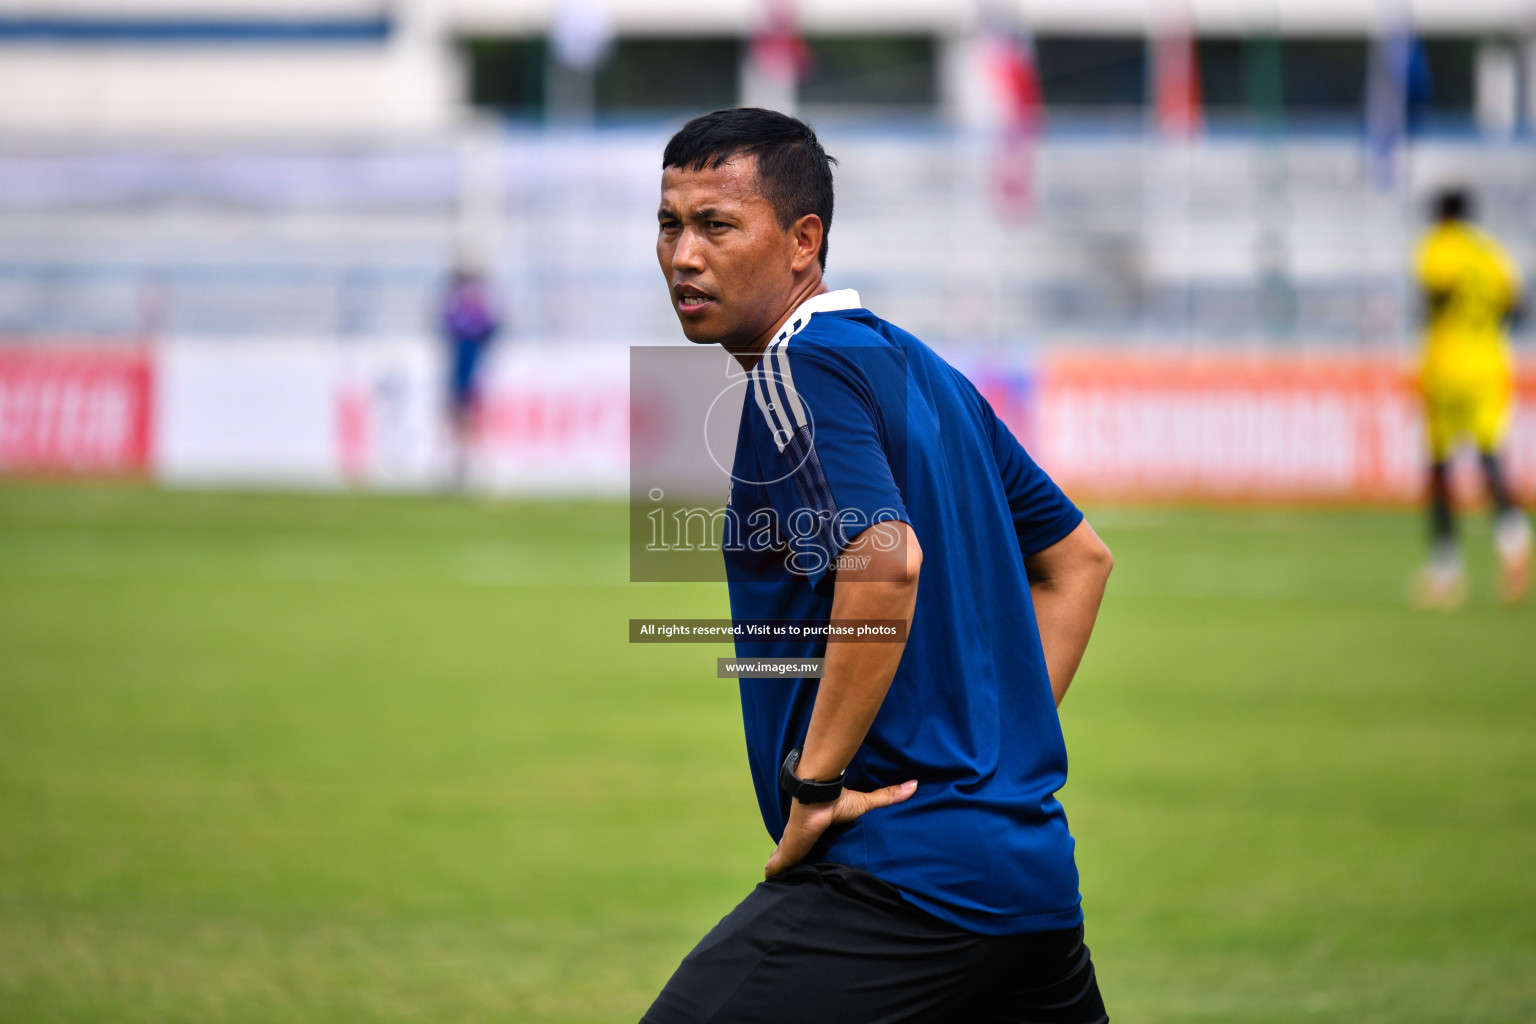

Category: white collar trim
[770, 288, 861, 343]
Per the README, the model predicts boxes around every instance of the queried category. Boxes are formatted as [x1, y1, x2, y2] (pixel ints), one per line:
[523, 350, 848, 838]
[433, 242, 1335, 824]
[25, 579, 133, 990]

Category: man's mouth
[674, 285, 715, 315]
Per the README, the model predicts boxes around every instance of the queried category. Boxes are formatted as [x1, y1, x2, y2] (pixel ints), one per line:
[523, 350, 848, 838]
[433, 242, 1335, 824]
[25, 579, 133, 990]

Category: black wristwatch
[779, 746, 846, 804]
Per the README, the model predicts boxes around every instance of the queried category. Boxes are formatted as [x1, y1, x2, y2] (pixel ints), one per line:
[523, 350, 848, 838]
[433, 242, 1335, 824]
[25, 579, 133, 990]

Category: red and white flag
[987, 26, 1044, 217]
[1152, 13, 1202, 137]
[751, 0, 810, 90]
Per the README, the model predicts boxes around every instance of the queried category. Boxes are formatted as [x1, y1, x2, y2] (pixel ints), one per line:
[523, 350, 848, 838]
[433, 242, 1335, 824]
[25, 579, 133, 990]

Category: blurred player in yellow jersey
[1411, 187, 1531, 609]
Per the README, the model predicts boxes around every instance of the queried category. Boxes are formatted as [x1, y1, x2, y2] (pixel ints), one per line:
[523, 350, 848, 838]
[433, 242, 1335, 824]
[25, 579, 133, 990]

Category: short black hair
[1435, 187, 1471, 222]
[662, 107, 837, 271]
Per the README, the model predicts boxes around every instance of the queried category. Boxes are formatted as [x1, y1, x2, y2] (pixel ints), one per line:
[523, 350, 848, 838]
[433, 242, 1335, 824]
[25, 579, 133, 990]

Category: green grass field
[1, 483, 1533, 1023]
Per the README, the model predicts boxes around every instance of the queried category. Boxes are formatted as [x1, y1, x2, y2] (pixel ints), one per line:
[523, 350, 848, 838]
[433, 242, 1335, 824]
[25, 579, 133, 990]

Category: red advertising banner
[1033, 353, 1536, 503]
[0, 347, 152, 475]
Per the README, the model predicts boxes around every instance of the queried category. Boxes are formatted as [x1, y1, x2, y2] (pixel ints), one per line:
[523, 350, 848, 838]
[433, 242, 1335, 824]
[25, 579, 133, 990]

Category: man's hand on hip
[765, 779, 917, 879]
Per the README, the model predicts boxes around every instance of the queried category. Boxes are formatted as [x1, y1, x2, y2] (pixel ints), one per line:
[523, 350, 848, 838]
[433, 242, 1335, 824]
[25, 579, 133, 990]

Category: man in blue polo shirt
[644, 108, 1115, 1024]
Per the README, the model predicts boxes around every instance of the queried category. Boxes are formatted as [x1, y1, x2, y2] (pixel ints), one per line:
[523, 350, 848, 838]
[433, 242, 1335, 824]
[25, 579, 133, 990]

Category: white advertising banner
[153, 337, 631, 495]
[157, 340, 343, 487]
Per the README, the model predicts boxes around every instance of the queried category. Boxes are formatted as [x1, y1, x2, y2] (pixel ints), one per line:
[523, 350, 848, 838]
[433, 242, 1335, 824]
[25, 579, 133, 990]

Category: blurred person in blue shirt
[440, 264, 501, 485]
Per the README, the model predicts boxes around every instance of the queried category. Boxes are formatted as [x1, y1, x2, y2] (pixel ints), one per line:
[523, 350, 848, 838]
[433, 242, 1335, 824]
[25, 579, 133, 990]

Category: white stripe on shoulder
[753, 297, 845, 450]
[770, 335, 809, 430]
[750, 359, 791, 452]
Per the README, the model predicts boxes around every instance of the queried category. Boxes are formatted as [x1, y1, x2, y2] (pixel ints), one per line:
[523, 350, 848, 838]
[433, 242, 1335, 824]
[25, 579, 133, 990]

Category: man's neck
[728, 277, 830, 372]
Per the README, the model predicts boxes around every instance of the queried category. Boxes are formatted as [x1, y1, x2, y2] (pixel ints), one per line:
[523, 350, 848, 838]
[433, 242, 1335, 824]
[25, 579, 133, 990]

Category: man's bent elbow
[873, 525, 921, 588]
[1074, 523, 1113, 588]
[1094, 539, 1114, 581]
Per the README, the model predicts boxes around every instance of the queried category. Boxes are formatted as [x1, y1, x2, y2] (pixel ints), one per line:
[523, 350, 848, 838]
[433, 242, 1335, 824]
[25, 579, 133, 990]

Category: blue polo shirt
[723, 289, 1085, 936]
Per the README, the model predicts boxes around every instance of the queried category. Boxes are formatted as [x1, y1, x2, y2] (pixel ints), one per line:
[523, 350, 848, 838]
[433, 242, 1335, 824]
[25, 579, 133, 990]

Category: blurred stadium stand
[0, 0, 1530, 349]
[1, 1, 1534, 494]
[0, 133, 1529, 349]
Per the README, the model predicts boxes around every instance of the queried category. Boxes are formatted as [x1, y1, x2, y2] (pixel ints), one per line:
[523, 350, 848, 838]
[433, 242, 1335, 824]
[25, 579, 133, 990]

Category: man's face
[657, 155, 801, 348]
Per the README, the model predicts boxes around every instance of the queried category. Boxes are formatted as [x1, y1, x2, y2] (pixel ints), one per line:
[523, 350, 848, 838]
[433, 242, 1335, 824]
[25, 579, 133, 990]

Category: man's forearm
[1025, 520, 1113, 706]
[1030, 578, 1106, 706]
[795, 524, 922, 781]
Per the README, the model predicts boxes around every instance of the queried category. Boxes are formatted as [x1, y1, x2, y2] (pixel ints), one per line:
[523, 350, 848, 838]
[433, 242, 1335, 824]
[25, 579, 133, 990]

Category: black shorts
[641, 862, 1108, 1024]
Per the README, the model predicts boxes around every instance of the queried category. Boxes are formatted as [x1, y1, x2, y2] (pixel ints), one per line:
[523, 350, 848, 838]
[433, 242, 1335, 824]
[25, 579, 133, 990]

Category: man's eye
[706, 220, 731, 231]
[659, 220, 680, 231]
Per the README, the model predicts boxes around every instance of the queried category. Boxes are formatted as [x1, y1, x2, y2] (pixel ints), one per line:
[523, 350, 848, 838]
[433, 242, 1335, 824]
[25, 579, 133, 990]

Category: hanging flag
[751, 0, 810, 92]
[1364, 13, 1428, 188]
[1153, 14, 1202, 137]
[986, 24, 1044, 218]
[990, 27, 1044, 134]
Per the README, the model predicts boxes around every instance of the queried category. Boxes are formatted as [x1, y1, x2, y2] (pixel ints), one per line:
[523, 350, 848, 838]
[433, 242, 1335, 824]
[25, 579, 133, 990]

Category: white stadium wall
[154, 337, 629, 494]
[158, 340, 350, 487]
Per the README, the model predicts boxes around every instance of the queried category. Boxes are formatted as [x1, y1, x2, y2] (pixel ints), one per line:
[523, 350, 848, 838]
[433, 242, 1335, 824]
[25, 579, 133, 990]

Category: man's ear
[789, 214, 824, 274]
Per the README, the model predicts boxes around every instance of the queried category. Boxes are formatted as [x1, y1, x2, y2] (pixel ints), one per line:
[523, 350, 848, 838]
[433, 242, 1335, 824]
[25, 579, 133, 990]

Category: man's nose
[671, 227, 706, 271]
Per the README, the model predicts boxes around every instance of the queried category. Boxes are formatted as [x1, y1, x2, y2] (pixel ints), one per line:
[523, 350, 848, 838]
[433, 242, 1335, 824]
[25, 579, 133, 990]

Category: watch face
[779, 747, 804, 795]
[779, 747, 846, 802]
